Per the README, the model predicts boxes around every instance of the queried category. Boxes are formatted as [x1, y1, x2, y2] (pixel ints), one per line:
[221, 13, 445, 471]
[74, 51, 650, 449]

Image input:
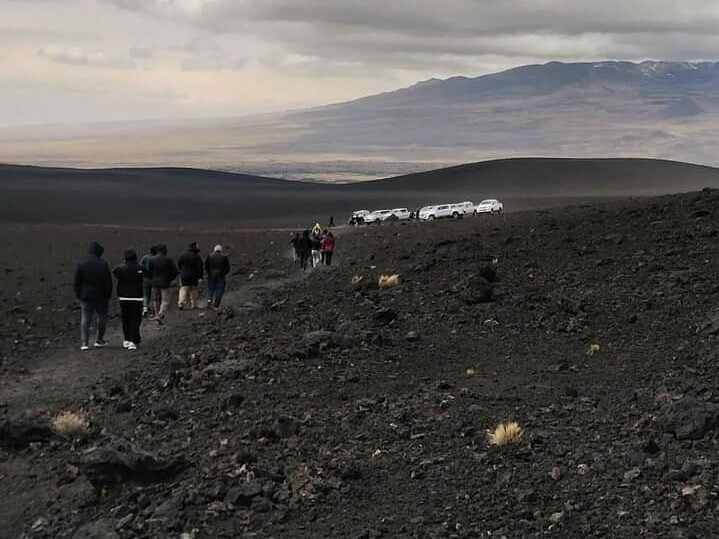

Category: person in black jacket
[298, 230, 313, 271]
[139, 245, 157, 318]
[147, 243, 178, 320]
[205, 244, 231, 308]
[73, 241, 112, 350]
[177, 241, 203, 309]
[113, 249, 144, 350]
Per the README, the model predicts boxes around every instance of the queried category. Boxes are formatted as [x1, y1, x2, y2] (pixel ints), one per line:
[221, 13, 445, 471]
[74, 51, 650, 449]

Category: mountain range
[2, 61, 719, 180]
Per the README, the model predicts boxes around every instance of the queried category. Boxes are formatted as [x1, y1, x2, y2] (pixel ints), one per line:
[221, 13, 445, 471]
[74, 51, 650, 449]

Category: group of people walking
[290, 223, 336, 271]
[73, 241, 231, 351]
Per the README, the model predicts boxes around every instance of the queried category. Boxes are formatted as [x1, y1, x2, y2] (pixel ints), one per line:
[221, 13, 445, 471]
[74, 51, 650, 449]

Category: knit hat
[213, 244, 223, 253]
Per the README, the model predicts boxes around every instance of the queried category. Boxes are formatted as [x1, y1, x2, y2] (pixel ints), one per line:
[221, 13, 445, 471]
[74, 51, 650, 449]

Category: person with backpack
[322, 231, 336, 266]
[113, 249, 144, 350]
[147, 243, 178, 321]
[177, 242, 203, 310]
[139, 245, 157, 318]
[73, 242, 113, 351]
[298, 230, 313, 271]
[205, 244, 231, 308]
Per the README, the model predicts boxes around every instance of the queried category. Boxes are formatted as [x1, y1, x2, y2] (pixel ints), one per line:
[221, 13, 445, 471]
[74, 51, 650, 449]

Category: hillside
[3, 189, 719, 536]
[2, 61, 719, 178]
[2, 158, 719, 227]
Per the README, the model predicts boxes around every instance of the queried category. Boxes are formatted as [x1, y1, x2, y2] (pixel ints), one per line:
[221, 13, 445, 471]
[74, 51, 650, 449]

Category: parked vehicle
[389, 208, 411, 220]
[364, 209, 393, 224]
[474, 199, 504, 214]
[349, 210, 370, 225]
[419, 204, 456, 220]
[451, 201, 475, 217]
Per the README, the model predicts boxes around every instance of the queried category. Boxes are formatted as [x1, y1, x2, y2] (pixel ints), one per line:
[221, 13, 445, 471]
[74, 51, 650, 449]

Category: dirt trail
[0, 275, 297, 417]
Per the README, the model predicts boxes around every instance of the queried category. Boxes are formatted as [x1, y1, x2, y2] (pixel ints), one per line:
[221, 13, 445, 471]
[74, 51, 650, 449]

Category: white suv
[364, 209, 392, 224]
[451, 201, 474, 217]
[474, 199, 504, 214]
[389, 208, 411, 220]
[420, 204, 456, 220]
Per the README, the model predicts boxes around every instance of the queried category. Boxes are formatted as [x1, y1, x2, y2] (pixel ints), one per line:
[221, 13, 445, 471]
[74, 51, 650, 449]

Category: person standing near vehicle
[322, 231, 336, 266]
[298, 230, 313, 271]
[113, 249, 144, 350]
[205, 244, 231, 308]
[147, 243, 178, 321]
[139, 245, 157, 318]
[329, 215, 335, 228]
[177, 242, 203, 309]
[73, 242, 113, 351]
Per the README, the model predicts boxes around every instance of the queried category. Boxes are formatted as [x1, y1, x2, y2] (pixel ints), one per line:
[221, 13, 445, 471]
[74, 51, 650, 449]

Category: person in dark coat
[113, 249, 144, 350]
[205, 244, 231, 308]
[177, 242, 203, 309]
[298, 230, 313, 271]
[73, 241, 113, 350]
[290, 232, 301, 262]
[147, 243, 178, 320]
[139, 245, 157, 317]
[329, 215, 335, 227]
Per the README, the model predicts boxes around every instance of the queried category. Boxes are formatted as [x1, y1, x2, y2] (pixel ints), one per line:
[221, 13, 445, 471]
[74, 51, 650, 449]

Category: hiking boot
[94, 340, 108, 348]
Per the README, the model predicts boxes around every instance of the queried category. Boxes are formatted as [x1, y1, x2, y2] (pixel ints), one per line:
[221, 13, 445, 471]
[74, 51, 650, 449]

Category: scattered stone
[225, 481, 263, 507]
[72, 520, 120, 539]
[273, 415, 300, 438]
[405, 331, 420, 342]
[623, 467, 641, 481]
[0, 417, 53, 449]
[79, 438, 187, 487]
[663, 396, 719, 440]
[373, 308, 398, 325]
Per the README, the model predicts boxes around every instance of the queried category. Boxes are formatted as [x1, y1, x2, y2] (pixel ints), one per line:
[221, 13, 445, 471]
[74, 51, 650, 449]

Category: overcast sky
[2, 0, 719, 126]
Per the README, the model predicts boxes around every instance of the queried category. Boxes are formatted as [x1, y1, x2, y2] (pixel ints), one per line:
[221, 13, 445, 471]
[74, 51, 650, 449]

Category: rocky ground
[3, 191, 719, 538]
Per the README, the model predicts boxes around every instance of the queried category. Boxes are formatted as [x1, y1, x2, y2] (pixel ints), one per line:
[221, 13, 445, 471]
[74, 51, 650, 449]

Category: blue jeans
[207, 277, 226, 307]
[80, 300, 109, 345]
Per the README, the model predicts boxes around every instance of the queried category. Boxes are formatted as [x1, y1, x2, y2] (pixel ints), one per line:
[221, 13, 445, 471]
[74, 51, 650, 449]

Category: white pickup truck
[474, 199, 504, 214]
[366, 208, 411, 224]
[420, 204, 466, 220]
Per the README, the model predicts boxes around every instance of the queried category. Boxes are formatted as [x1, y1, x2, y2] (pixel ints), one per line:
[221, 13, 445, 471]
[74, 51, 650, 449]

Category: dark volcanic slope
[2, 158, 719, 227]
[4, 189, 719, 537]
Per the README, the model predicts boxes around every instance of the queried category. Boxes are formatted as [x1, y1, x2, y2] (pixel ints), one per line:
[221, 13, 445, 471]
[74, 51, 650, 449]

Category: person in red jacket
[321, 231, 336, 266]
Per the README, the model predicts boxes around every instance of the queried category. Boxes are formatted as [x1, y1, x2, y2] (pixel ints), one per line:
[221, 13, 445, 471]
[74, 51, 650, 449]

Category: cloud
[38, 44, 136, 69]
[179, 36, 247, 71]
[100, 0, 719, 74]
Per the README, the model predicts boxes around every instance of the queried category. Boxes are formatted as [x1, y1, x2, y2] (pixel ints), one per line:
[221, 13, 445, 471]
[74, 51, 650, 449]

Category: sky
[2, 0, 719, 127]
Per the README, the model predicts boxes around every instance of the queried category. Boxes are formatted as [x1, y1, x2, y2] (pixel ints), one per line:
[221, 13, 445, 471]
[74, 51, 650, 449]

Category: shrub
[487, 421, 523, 446]
[51, 411, 89, 438]
[378, 274, 400, 289]
[587, 343, 601, 356]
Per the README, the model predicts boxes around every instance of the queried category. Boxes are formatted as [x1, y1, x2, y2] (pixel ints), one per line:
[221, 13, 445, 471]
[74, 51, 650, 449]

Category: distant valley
[2, 61, 719, 181]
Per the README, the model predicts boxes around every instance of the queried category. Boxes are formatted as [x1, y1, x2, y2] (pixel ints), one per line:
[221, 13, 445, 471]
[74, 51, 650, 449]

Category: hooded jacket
[205, 252, 231, 279]
[73, 242, 113, 302]
[178, 245, 204, 285]
[113, 261, 144, 299]
[147, 252, 179, 289]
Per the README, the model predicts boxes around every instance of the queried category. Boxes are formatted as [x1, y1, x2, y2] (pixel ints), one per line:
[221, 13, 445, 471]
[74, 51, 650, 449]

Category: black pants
[120, 301, 143, 344]
[300, 252, 310, 270]
[324, 251, 333, 266]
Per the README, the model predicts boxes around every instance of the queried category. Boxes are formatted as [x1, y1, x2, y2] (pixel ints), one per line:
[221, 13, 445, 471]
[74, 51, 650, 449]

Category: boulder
[79, 438, 187, 486]
[664, 396, 719, 440]
[0, 417, 53, 449]
[72, 520, 119, 539]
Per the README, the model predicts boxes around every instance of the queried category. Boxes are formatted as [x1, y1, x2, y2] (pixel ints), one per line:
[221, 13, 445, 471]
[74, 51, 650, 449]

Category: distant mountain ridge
[2, 60, 719, 176]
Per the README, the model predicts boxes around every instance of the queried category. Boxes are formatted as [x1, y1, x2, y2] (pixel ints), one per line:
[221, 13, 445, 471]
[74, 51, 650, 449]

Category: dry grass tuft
[487, 421, 524, 446]
[587, 343, 601, 356]
[378, 274, 400, 289]
[52, 411, 89, 438]
[351, 275, 364, 285]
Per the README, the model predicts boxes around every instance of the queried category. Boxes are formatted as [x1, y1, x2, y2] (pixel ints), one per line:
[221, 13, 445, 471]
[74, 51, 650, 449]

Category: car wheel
[429, 215, 435, 221]
[452, 212, 459, 219]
